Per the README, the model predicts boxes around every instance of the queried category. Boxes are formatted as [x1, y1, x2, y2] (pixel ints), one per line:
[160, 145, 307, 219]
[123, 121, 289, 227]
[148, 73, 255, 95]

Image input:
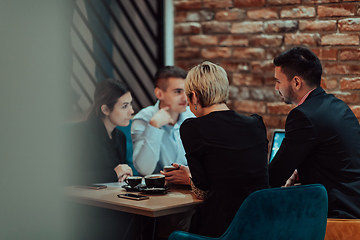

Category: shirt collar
[298, 88, 316, 106]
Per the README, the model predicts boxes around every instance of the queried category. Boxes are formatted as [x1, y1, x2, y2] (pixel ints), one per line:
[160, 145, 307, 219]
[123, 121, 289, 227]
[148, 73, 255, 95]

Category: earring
[194, 103, 197, 110]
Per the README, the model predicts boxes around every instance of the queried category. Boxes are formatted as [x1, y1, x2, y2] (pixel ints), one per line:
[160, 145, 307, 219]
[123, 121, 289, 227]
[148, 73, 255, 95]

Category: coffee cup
[125, 176, 143, 188]
[144, 174, 165, 188]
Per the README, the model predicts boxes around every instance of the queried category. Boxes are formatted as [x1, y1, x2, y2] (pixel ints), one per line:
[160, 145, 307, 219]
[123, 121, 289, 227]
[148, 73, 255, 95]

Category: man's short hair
[154, 66, 187, 91]
[273, 47, 322, 87]
[185, 61, 229, 108]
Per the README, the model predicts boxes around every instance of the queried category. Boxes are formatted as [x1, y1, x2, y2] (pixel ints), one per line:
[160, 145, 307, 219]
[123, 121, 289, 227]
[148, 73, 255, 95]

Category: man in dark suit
[269, 47, 360, 219]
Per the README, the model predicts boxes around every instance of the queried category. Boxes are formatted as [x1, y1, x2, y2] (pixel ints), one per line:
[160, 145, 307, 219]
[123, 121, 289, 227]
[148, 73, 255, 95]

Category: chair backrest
[117, 119, 139, 176]
[221, 184, 328, 240]
[169, 184, 328, 240]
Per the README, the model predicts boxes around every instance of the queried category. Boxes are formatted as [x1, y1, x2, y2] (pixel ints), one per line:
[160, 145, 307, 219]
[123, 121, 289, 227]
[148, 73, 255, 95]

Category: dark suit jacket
[69, 116, 127, 185]
[180, 110, 269, 237]
[269, 87, 360, 219]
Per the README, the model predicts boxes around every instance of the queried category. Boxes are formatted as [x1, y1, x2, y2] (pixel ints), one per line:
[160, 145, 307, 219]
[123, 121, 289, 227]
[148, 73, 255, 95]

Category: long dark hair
[87, 78, 129, 119]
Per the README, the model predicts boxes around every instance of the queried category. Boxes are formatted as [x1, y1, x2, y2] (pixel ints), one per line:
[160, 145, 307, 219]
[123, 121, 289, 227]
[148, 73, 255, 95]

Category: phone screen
[117, 194, 149, 201]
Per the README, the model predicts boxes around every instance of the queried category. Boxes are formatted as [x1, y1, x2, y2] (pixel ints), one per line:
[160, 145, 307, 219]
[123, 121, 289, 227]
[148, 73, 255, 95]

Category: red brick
[247, 8, 278, 20]
[215, 9, 246, 21]
[189, 35, 218, 46]
[321, 34, 359, 46]
[311, 49, 338, 61]
[350, 106, 360, 118]
[280, 7, 316, 19]
[269, 0, 301, 5]
[299, 20, 336, 32]
[203, 0, 233, 8]
[324, 63, 360, 75]
[174, 36, 189, 47]
[234, 0, 266, 7]
[264, 20, 298, 33]
[285, 33, 320, 46]
[219, 35, 249, 46]
[318, 4, 357, 17]
[231, 21, 263, 34]
[332, 91, 360, 104]
[251, 88, 280, 101]
[174, 23, 201, 35]
[339, 49, 360, 61]
[339, 18, 360, 32]
[267, 102, 295, 115]
[174, 0, 202, 11]
[234, 100, 266, 114]
[304, 0, 340, 3]
[233, 48, 265, 59]
[228, 85, 239, 99]
[175, 47, 201, 59]
[321, 76, 338, 90]
[200, 10, 215, 21]
[249, 35, 283, 47]
[340, 77, 360, 90]
[263, 115, 284, 128]
[252, 60, 275, 73]
[266, 49, 284, 61]
[220, 61, 250, 72]
[201, 47, 232, 59]
[175, 12, 200, 23]
[232, 73, 264, 86]
[202, 21, 231, 34]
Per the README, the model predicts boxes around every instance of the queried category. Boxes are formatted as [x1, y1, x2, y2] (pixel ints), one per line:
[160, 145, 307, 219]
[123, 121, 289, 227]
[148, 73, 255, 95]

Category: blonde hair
[185, 61, 229, 107]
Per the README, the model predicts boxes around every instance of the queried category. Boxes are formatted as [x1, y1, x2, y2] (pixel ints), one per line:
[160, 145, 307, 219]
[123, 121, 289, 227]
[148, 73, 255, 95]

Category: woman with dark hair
[70, 78, 134, 184]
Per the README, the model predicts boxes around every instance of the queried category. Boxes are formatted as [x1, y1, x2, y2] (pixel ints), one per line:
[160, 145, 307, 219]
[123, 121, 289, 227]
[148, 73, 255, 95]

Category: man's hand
[114, 164, 133, 182]
[284, 170, 300, 187]
[149, 106, 175, 128]
[160, 163, 191, 185]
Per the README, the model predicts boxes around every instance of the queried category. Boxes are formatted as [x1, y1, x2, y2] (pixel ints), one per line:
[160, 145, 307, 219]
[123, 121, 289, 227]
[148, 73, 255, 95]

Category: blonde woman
[180, 62, 269, 237]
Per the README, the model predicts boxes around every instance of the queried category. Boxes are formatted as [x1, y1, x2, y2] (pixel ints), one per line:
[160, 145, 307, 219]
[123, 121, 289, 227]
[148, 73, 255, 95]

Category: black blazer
[269, 87, 360, 219]
[180, 110, 269, 237]
[69, 116, 127, 185]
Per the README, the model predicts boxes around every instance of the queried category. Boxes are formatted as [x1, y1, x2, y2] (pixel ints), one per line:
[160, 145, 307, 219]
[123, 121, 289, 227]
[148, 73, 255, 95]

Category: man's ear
[292, 76, 302, 91]
[154, 87, 164, 100]
[101, 104, 110, 116]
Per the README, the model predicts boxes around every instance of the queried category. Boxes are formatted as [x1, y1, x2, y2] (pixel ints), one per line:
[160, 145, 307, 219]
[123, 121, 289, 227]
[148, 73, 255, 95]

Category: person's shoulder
[113, 127, 126, 141]
[181, 117, 198, 130]
[178, 106, 195, 124]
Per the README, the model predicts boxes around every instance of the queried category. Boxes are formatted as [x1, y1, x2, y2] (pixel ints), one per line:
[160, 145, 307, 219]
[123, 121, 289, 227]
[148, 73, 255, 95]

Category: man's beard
[284, 85, 296, 104]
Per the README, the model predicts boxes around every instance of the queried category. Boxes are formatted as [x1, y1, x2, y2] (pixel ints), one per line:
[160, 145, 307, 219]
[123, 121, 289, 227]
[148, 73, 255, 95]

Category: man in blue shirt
[131, 66, 194, 185]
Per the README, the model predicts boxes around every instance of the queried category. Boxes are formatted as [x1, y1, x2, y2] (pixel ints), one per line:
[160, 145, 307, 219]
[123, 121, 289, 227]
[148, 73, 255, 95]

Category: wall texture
[173, 0, 360, 136]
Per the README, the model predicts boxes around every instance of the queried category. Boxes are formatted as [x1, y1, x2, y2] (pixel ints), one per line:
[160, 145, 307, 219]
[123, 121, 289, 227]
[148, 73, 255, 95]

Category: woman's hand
[284, 170, 300, 187]
[160, 163, 191, 185]
[114, 164, 133, 182]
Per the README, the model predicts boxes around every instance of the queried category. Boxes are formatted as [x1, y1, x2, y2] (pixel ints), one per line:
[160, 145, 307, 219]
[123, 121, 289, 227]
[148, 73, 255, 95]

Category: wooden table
[65, 182, 203, 218]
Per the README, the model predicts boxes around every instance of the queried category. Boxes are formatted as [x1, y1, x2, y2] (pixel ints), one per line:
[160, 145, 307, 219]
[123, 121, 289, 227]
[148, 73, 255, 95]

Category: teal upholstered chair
[169, 184, 328, 240]
[117, 119, 139, 176]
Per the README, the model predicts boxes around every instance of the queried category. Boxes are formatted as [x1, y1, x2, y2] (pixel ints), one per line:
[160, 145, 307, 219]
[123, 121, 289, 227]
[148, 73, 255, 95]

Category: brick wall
[173, 0, 360, 136]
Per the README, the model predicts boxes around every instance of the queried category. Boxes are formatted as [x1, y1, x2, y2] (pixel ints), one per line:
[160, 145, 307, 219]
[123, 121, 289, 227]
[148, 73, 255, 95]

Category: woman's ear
[101, 104, 110, 116]
[191, 91, 198, 104]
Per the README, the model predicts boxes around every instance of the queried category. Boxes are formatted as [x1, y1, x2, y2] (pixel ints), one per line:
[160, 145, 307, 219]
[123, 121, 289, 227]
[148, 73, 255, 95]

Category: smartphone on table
[75, 184, 107, 190]
[117, 193, 149, 201]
